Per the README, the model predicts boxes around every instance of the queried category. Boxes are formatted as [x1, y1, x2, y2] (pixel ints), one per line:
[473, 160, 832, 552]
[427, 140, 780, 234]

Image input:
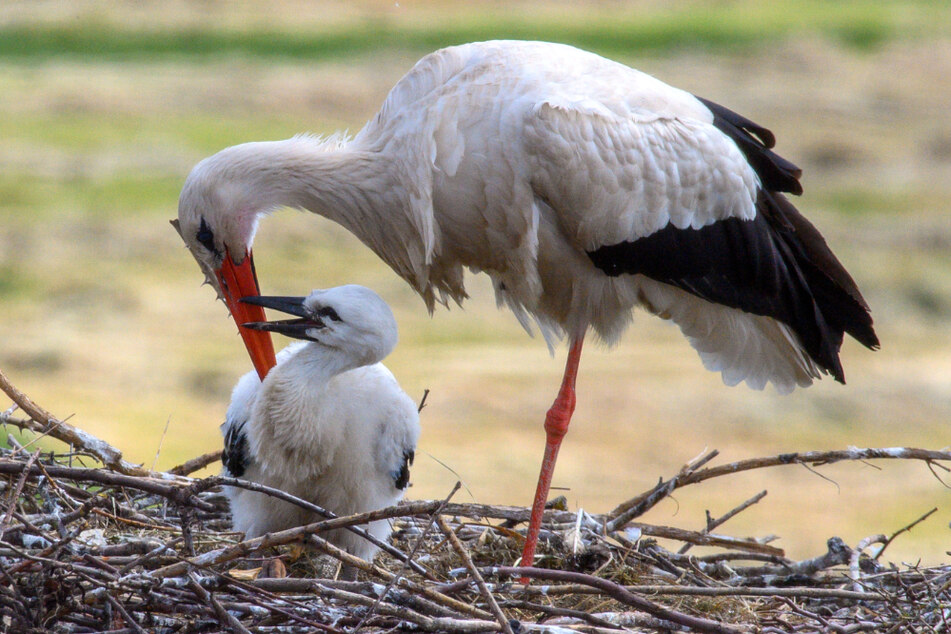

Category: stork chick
[221, 285, 420, 567]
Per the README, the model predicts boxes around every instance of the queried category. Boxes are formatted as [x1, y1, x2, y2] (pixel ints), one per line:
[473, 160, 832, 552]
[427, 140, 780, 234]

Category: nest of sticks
[2, 369, 951, 633]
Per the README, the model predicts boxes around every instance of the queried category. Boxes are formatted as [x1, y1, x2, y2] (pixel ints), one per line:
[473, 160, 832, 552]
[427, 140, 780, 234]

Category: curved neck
[216, 137, 427, 289]
[286, 340, 378, 384]
[220, 138, 389, 228]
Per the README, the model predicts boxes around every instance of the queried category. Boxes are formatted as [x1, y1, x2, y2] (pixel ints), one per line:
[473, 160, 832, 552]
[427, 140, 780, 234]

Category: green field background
[1, 1, 949, 564]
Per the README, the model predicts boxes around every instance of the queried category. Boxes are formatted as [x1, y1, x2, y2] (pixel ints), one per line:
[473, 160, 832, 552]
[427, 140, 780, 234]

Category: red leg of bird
[520, 336, 585, 579]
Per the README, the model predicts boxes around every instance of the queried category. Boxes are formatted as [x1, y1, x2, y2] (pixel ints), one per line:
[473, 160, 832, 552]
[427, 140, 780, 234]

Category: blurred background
[1, 1, 949, 564]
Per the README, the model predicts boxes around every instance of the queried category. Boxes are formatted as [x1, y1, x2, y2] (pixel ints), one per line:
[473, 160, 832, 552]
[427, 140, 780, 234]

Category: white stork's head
[174, 142, 292, 381]
[241, 285, 399, 369]
[175, 137, 355, 380]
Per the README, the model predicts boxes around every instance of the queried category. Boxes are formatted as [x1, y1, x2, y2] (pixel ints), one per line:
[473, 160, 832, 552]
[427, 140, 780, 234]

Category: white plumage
[177, 40, 877, 570]
[220, 285, 420, 562]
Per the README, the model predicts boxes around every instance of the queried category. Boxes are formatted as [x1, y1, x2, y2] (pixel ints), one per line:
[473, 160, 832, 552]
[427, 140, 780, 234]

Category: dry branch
[169, 449, 223, 476]
[489, 566, 751, 634]
[0, 460, 215, 512]
[607, 447, 951, 529]
[0, 368, 192, 482]
[679, 489, 769, 555]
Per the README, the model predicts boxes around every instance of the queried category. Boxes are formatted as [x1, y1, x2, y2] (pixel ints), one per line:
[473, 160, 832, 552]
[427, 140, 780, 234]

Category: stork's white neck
[206, 137, 433, 295]
[296, 337, 389, 379]
[207, 138, 393, 238]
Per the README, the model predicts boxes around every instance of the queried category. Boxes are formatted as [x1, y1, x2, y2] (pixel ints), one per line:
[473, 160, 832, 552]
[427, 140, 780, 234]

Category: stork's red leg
[520, 336, 585, 577]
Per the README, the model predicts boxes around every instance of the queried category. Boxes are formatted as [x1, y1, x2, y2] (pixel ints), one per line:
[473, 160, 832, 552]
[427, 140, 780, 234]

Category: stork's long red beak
[216, 248, 277, 380]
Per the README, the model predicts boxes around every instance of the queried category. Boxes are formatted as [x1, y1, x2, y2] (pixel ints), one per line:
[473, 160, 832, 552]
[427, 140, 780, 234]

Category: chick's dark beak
[241, 296, 326, 342]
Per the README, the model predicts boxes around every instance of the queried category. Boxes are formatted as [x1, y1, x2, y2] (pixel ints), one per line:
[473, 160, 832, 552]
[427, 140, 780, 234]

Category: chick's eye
[317, 306, 341, 322]
[196, 217, 218, 255]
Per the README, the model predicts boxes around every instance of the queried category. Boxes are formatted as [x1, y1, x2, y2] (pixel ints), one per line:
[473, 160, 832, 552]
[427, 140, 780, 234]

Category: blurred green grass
[2, 0, 948, 61]
[1, 1, 950, 564]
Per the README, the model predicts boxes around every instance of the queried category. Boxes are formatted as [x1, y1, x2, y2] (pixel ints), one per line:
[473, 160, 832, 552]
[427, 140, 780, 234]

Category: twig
[221, 585, 339, 632]
[682, 448, 951, 486]
[437, 515, 515, 634]
[0, 460, 213, 512]
[90, 508, 180, 531]
[502, 583, 881, 601]
[104, 593, 148, 634]
[293, 581, 499, 632]
[629, 521, 783, 556]
[188, 571, 253, 634]
[874, 507, 938, 562]
[246, 578, 461, 621]
[499, 599, 623, 630]
[0, 369, 191, 480]
[607, 447, 951, 529]
[433, 502, 782, 555]
[145, 499, 442, 579]
[851, 534, 887, 592]
[924, 460, 951, 488]
[1, 450, 41, 530]
[117, 537, 184, 575]
[151, 416, 173, 472]
[168, 450, 222, 476]
[353, 482, 469, 632]
[799, 460, 842, 492]
[679, 490, 768, 555]
[606, 449, 719, 529]
[776, 596, 835, 631]
[196, 474, 432, 577]
[417, 388, 430, 413]
[308, 531, 494, 622]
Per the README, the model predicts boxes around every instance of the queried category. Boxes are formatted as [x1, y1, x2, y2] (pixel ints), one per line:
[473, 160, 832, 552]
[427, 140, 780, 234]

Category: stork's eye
[316, 306, 341, 322]
[196, 217, 218, 255]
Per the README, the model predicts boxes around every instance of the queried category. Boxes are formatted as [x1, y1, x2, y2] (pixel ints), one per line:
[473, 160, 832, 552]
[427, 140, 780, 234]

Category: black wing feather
[393, 450, 414, 490]
[695, 96, 803, 195]
[587, 97, 878, 383]
[222, 419, 251, 478]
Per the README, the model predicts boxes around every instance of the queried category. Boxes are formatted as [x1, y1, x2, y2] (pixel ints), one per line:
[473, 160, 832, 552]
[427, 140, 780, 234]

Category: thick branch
[608, 447, 951, 528]
[0, 368, 190, 481]
[0, 460, 213, 512]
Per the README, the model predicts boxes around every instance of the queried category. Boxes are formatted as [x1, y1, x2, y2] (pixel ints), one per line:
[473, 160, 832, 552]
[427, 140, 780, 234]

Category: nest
[2, 369, 951, 633]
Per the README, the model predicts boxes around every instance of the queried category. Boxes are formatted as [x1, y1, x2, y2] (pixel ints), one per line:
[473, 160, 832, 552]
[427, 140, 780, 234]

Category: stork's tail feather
[753, 190, 878, 384]
[764, 191, 879, 352]
[699, 96, 878, 377]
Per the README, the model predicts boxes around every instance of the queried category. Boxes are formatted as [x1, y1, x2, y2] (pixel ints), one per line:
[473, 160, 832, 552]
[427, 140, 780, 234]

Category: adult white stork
[176, 40, 879, 570]
[220, 285, 420, 572]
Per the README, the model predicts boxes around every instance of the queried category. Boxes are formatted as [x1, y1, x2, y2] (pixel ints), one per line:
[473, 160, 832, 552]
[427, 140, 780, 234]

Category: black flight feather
[393, 449, 414, 490]
[223, 419, 251, 478]
[695, 96, 803, 196]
